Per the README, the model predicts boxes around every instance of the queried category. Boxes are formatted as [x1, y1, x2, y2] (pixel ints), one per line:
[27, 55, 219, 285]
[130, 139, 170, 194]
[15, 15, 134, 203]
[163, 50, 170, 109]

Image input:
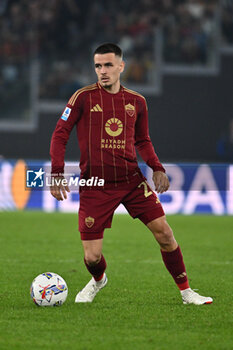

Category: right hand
[50, 176, 70, 201]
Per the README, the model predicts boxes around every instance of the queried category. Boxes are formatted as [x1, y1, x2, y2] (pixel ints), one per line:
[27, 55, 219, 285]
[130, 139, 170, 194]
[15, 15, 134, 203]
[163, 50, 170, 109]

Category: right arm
[50, 95, 82, 200]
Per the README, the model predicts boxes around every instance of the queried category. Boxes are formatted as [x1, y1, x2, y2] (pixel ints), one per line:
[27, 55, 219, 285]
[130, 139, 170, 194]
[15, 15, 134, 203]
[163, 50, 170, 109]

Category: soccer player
[50, 43, 213, 305]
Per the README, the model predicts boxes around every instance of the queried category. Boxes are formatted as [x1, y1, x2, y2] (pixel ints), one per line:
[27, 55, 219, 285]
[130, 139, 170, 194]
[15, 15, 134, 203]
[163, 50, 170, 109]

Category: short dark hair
[94, 43, 122, 58]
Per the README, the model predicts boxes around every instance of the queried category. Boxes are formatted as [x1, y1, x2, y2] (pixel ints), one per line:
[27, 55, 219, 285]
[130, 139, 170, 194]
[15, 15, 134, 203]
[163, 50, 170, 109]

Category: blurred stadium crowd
[0, 0, 233, 100]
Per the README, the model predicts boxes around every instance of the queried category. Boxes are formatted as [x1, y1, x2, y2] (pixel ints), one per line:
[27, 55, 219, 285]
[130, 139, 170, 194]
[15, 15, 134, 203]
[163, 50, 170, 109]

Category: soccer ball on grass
[30, 272, 68, 306]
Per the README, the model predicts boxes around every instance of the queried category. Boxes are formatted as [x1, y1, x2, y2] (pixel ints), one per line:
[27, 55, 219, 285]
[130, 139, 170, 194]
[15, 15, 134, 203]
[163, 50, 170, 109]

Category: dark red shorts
[79, 175, 165, 240]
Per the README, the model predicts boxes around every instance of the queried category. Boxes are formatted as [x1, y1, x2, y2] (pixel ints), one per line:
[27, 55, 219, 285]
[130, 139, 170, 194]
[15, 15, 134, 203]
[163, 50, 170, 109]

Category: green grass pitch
[0, 212, 233, 350]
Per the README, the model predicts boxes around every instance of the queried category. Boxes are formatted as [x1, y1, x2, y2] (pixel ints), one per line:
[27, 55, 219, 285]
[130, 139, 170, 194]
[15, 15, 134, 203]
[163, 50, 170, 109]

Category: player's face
[94, 53, 125, 93]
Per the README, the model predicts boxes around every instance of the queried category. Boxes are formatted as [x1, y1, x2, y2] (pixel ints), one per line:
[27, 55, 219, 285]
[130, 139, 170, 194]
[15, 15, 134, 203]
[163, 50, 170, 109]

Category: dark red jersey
[50, 83, 165, 185]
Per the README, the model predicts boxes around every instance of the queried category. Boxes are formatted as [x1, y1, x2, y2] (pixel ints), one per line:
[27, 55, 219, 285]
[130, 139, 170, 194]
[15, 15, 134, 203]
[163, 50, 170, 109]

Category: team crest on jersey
[125, 103, 135, 117]
[85, 216, 95, 228]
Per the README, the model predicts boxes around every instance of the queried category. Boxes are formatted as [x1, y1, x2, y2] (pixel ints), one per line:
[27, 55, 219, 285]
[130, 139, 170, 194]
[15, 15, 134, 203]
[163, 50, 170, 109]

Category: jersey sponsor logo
[105, 118, 123, 137]
[61, 107, 71, 121]
[91, 104, 103, 112]
[125, 103, 135, 117]
[101, 138, 125, 149]
[85, 216, 95, 228]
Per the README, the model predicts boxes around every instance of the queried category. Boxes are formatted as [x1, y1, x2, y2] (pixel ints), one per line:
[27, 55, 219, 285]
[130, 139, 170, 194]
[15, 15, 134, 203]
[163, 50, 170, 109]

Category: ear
[119, 60, 125, 73]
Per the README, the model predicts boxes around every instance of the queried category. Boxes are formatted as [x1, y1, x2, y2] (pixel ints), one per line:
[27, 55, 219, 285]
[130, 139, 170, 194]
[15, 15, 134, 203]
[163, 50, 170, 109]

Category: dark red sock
[84, 254, 107, 281]
[161, 246, 190, 291]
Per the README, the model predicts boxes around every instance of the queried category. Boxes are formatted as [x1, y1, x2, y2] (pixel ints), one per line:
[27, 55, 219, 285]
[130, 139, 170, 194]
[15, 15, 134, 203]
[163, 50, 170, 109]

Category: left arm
[135, 98, 169, 193]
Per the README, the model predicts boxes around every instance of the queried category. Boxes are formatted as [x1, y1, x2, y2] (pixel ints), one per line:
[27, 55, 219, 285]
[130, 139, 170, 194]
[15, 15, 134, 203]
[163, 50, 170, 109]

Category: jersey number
[138, 181, 153, 198]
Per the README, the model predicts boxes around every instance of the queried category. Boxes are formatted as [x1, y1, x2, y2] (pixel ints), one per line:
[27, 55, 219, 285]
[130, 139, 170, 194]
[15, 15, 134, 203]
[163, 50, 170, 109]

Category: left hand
[50, 176, 70, 201]
[152, 171, 170, 194]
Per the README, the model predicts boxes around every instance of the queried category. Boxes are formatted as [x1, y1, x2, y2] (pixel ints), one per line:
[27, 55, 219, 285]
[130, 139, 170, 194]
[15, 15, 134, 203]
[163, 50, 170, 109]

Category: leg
[123, 179, 213, 304]
[123, 184, 189, 291]
[147, 215, 213, 305]
[147, 215, 190, 290]
[75, 237, 108, 303]
[82, 238, 103, 265]
[82, 238, 106, 280]
[77, 188, 123, 303]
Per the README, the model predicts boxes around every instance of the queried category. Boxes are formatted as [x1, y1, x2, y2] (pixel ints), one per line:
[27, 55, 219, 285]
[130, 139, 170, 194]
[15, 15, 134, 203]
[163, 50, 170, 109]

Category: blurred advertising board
[0, 160, 232, 215]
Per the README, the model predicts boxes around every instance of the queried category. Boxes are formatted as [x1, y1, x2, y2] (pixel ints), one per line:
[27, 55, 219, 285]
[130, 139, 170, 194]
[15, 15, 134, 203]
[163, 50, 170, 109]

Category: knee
[147, 218, 175, 245]
[84, 251, 101, 266]
[150, 219, 173, 236]
[161, 223, 173, 238]
[157, 224, 174, 242]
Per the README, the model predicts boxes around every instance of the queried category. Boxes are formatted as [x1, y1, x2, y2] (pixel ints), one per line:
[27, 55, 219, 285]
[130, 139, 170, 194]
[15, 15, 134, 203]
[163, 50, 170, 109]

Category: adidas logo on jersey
[91, 104, 102, 112]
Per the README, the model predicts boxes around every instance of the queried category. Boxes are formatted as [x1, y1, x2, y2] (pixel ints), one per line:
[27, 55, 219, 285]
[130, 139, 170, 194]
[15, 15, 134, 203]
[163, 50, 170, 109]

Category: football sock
[84, 254, 107, 282]
[161, 246, 190, 291]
